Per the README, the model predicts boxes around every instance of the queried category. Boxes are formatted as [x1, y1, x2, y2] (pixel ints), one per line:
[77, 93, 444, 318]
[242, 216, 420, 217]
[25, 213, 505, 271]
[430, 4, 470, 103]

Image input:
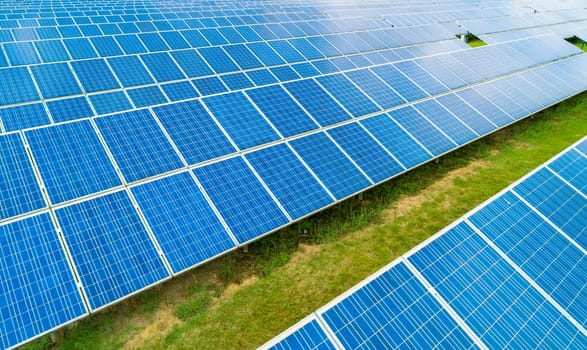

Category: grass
[25, 92, 587, 350]
[467, 39, 487, 48]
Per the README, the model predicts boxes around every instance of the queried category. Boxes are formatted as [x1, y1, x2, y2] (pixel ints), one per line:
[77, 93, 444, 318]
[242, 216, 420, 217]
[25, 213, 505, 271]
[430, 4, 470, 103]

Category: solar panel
[264, 136, 587, 350]
[0, 1, 586, 346]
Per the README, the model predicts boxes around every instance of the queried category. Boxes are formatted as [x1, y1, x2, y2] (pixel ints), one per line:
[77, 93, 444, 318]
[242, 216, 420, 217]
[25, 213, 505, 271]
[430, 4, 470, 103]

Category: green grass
[467, 39, 487, 47]
[26, 92, 587, 350]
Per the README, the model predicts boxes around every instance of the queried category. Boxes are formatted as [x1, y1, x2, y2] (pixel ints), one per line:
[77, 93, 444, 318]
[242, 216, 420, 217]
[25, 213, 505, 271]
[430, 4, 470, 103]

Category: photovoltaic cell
[56, 190, 170, 310]
[320, 262, 477, 349]
[409, 222, 585, 349]
[469, 192, 587, 325]
[547, 149, 587, 194]
[95, 109, 183, 182]
[316, 74, 380, 117]
[31, 63, 82, 99]
[268, 318, 336, 350]
[435, 93, 496, 136]
[131, 172, 235, 274]
[413, 99, 477, 145]
[360, 113, 432, 169]
[389, 106, 456, 156]
[47, 97, 94, 122]
[108, 55, 154, 87]
[153, 99, 236, 165]
[285, 79, 352, 126]
[0, 103, 50, 132]
[514, 168, 586, 247]
[89, 91, 133, 115]
[0, 133, 45, 219]
[290, 132, 371, 200]
[246, 143, 334, 220]
[328, 123, 404, 183]
[0, 213, 87, 350]
[246, 85, 318, 137]
[194, 156, 289, 243]
[71, 59, 120, 93]
[371, 64, 428, 102]
[345, 69, 405, 109]
[25, 120, 122, 204]
[204, 92, 280, 150]
[0, 67, 40, 105]
[140, 53, 186, 82]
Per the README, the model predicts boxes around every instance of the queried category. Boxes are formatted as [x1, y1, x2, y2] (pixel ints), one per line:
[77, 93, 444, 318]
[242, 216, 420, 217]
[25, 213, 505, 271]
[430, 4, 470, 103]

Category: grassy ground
[467, 39, 487, 47]
[26, 92, 587, 350]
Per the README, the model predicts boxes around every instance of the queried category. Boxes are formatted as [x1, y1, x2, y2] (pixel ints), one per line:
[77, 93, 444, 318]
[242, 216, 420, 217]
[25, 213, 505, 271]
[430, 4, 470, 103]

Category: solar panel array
[1, 0, 587, 348]
[262, 136, 587, 350]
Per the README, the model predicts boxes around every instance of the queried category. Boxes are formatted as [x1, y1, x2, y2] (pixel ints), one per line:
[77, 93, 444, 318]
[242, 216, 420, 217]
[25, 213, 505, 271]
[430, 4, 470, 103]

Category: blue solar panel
[394, 60, 448, 96]
[328, 123, 404, 183]
[246, 85, 318, 137]
[469, 192, 586, 325]
[108, 55, 154, 87]
[413, 99, 477, 145]
[436, 93, 497, 136]
[46, 97, 94, 122]
[64, 38, 98, 59]
[316, 74, 380, 117]
[31, 63, 82, 99]
[513, 168, 586, 247]
[547, 149, 587, 194]
[25, 120, 122, 204]
[389, 106, 456, 156]
[360, 113, 432, 169]
[194, 156, 289, 243]
[89, 91, 133, 115]
[161, 81, 199, 102]
[4, 42, 40, 65]
[204, 92, 280, 149]
[34, 40, 71, 62]
[267, 318, 336, 350]
[0, 103, 50, 132]
[285, 79, 352, 126]
[0, 133, 45, 219]
[345, 69, 405, 109]
[2, 2, 587, 346]
[409, 222, 585, 349]
[131, 172, 236, 274]
[473, 82, 528, 120]
[170, 49, 213, 78]
[414, 57, 467, 90]
[0, 67, 40, 105]
[371, 64, 429, 102]
[127, 86, 168, 108]
[94, 109, 183, 182]
[153, 99, 236, 165]
[56, 190, 170, 310]
[140, 53, 186, 82]
[246, 143, 334, 220]
[456, 88, 513, 127]
[290, 132, 371, 200]
[199, 47, 240, 73]
[320, 262, 477, 349]
[224, 44, 263, 69]
[0, 213, 87, 350]
[193, 76, 228, 95]
[71, 59, 120, 93]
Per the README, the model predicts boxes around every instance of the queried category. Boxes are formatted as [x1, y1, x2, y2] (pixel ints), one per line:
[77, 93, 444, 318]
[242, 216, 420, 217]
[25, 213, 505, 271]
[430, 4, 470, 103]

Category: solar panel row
[263, 136, 587, 350]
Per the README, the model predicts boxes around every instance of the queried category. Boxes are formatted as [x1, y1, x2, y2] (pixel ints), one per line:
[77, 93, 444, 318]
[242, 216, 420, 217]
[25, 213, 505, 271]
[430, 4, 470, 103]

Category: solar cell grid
[56, 190, 170, 310]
